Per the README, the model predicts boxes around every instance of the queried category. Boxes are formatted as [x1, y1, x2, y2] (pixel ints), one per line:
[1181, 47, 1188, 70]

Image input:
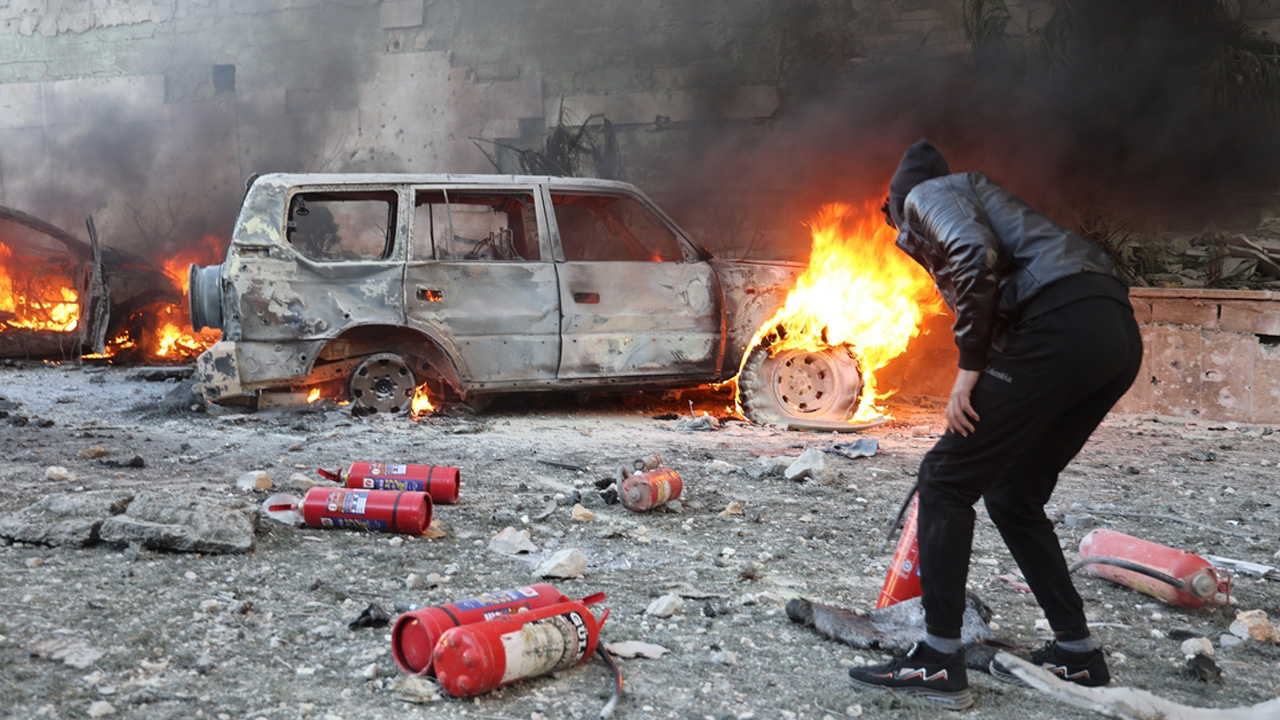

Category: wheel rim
[349, 353, 416, 414]
[768, 349, 843, 416]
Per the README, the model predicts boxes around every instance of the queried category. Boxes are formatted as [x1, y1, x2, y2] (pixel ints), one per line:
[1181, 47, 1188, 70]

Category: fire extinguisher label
[362, 477, 423, 492]
[330, 517, 390, 531]
[326, 491, 368, 515]
[452, 587, 539, 612]
[498, 612, 589, 684]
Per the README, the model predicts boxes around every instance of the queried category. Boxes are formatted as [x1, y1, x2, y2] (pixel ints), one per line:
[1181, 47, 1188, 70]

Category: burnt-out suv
[189, 173, 866, 425]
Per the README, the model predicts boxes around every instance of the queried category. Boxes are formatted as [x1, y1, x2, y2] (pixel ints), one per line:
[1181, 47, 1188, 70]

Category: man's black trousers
[917, 295, 1143, 641]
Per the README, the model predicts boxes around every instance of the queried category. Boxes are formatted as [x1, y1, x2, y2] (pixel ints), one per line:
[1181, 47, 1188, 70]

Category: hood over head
[887, 139, 951, 229]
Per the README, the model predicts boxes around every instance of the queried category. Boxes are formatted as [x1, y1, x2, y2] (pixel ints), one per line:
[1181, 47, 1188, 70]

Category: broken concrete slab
[785, 447, 828, 482]
[536, 548, 588, 579]
[0, 491, 133, 547]
[97, 491, 258, 554]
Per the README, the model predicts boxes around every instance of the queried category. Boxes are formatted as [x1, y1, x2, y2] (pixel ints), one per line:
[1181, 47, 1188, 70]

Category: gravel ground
[1, 361, 1278, 720]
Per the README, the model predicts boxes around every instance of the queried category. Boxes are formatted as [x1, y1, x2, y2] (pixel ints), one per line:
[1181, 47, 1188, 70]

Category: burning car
[189, 174, 941, 427]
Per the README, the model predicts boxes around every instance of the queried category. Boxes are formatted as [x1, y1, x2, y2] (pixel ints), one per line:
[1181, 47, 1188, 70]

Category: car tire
[738, 342, 864, 427]
[348, 353, 417, 415]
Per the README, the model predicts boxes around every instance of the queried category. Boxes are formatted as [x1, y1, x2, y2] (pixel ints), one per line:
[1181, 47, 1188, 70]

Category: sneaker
[848, 642, 973, 710]
[990, 641, 1110, 687]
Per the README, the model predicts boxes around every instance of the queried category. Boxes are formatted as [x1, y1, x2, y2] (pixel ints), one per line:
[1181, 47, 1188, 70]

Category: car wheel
[738, 343, 864, 427]
[348, 353, 417, 415]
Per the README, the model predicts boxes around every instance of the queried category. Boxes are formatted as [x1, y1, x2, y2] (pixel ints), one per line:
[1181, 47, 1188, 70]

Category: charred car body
[190, 174, 864, 425]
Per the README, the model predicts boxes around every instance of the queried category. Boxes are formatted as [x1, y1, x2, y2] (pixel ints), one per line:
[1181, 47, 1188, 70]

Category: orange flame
[307, 388, 321, 403]
[410, 384, 436, 417]
[0, 239, 82, 333]
[740, 201, 945, 422]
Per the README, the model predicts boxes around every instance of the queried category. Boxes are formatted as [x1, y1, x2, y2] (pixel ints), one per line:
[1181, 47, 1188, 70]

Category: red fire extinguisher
[318, 461, 460, 504]
[432, 596, 609, 698]
[876, 494, 921, 609]
[299, 487, 433, 535]
[391, 584, 573, 675]
[620, 468, 682, 512]
[1075, 528, 1231, 608]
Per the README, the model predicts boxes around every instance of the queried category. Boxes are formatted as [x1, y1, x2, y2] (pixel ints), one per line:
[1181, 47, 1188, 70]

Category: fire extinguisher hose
[879, 484, 919, 553]
[598, 645, 622, 719]
[1068, 556, 1186, 589]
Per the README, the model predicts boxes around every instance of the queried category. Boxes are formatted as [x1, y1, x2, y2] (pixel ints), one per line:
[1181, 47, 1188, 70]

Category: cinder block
[1198, 332, 1255, 420]
[1220, 300, 1280, 335]
[380, 0, 423, 29]
[1128, 295, 1153, 324]
[1251, 343, 1280, 423]
[1113, 329, 1154, 414]
[1148, 325, 1203, 417]
[1149, 298, 1218, 328]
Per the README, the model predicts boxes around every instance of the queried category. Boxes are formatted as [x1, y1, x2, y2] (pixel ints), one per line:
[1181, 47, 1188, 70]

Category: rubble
[97, 491, 259, 554]
[536, 548, 588, 578]
[784, 447, 828, 482]
[488, 526, 538, 555]
[0, 491, 133, 547]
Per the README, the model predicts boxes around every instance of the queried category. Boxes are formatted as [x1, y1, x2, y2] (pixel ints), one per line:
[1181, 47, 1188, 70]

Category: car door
[403, 186, 560, 386]
[549, 189, 721, 381]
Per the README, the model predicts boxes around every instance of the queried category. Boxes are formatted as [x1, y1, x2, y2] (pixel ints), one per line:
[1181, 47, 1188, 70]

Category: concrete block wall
[1115, 289, 1280, 424]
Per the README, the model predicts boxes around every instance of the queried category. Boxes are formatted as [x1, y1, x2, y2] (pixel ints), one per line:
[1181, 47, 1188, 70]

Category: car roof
[252, 173, 644, 194]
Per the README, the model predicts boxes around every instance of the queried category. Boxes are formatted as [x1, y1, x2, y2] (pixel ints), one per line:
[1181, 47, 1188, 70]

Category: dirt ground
[1, 361, 1278, 720]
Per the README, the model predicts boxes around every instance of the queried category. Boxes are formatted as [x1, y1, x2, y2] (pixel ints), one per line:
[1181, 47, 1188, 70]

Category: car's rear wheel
[348, 353, 417, 415]
[739, 343, 864, 427]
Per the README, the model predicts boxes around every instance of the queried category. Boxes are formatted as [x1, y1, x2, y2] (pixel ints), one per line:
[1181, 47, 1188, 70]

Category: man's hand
[947, 369, 982, 436]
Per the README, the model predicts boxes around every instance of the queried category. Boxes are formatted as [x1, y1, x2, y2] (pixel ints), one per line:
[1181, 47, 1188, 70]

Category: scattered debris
[646, 593, 684, 618]
[571, 504, 596, 522]
[995, 650, 1280, 720]
[235, 470, 272, 492]
[824, 438, 879, 459]
[44, 466, 74, 483]
[1205, 555, 1280, 581]
[536, 548, 588, 579]
[785, 593, 994, 655]
[719, 501, 744, 517]
[28, 637, 106, 669]
[98, 491, 259, 554]
[1186, 653, 1222, 683]
[76, 445, 110, 459]
[604, 640, 669, 659]
[1229, 610, 1279, 644]
[489, 526, 538, 555]
[784, 447, 828, 482]
[675, 415, 718, 432]
[0, 491, 133, 547]
[1181, 637, 1214, 657]
[347, 603, 391, 630]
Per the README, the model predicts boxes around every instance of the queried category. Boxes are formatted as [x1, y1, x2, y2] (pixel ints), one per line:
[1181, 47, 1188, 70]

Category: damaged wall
[1116, 288, 1280, 424]
[2, 1, 1279, 266]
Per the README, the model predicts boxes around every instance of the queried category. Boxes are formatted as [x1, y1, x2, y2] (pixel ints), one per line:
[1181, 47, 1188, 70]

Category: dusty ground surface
[1, 361, 1278, 720]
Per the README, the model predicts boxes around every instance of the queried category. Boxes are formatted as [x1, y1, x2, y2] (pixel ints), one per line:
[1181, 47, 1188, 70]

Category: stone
[29, 637, 106, 669]
[1219, 633, 1244, 650]
[603, 640, 669, 659]
[1229, 609, 1279, 643]
[98, 491, 259, 554]
[488, 526, 537, 555]
[744, 456, 791, 480]
[391, 675, 440, 703]
[708, 460, 737, 474]
[0, 491, 134, 547]
[711, 649, 738, 666]
[45, 466, 74, 482]
[77, 445, 111, 459]
[646, 593, 684, 618]
[537, 548, 588, 579]
[360, 662, 380, 680]
[1062, 513, 1098, 529]
[1181, 637, 1213, 657]
[405, 573, 423, 590]
[287, 472, 320, 491]
[87, 700, 115, 718]
[571, 504, 596, 522]
[719, 501, 744, 517]
[785, 448, 827, 482]
[199, 599, 222, 614]
[236, 470, 272, 492]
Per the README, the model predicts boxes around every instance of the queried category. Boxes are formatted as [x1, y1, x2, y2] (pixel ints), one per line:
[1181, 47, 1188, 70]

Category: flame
[738, 201, 945, 422]
[104, 235, 227, 361]
[410, 384, 436, 417]
[0, 239, 82, 333]
[307, 388, 321, 403]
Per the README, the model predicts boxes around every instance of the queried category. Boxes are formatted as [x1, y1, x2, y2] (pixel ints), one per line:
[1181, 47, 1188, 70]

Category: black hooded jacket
[894, 171, 1130, 371]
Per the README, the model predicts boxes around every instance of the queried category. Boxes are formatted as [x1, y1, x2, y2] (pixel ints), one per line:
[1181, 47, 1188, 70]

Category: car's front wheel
[738, 342, 864, 428]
